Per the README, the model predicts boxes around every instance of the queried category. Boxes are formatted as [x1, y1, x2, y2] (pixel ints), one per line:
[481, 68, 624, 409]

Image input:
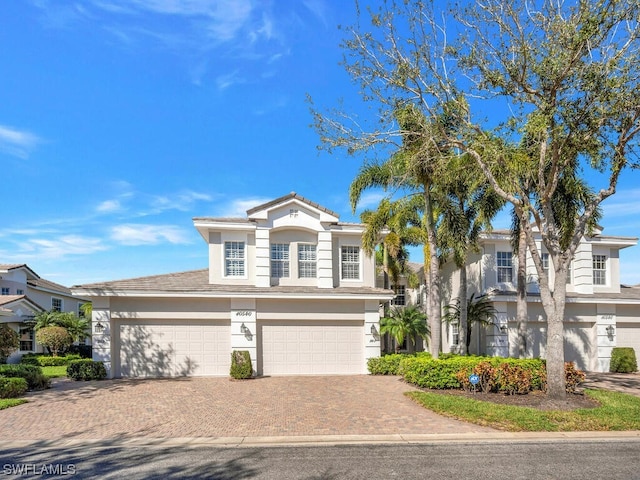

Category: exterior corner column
[364, 299, 381, 373]
[596, 305, 616, 372]
[92, 298, 113, 378]
[230, 298, 258, 375]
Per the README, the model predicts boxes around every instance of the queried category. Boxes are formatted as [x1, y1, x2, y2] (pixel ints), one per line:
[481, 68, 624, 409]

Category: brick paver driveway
[0, 376, 494, 441]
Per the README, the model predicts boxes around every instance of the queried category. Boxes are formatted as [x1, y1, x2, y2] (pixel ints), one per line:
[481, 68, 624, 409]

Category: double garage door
[117, 319, 364, 377]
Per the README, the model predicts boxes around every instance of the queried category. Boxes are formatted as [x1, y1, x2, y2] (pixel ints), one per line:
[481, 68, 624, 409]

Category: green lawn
[0, 399, 27, 409]
[406, 389, 640, 431]
[41, 365, 67, 378]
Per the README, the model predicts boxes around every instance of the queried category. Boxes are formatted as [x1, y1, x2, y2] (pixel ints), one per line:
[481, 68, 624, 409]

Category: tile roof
[245, 192, 340, 218]
[27, 277, 72, 294]
[490, 284, 640, 302]
[73, 269, 393, 298]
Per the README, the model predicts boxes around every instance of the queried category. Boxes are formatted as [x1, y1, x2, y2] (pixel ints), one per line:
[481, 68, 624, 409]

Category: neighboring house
[72, 193, 393, 378]
[439, 228, 640, 372]
[0, 264, 89, 362]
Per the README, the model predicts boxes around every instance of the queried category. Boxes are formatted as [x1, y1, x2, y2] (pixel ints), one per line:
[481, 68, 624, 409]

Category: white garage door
[118, 320, 230, 377]
[260, 321, 364, 375]
[617, 323, 640, 361]
[521, 323, 594, 371]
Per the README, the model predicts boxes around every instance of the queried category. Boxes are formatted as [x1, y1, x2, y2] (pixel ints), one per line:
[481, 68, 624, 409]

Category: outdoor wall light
[499, 325, 507, 334]
[606, 325, 615, 337]
[240, 323, 248, 334]
[94, 321, 105, 334]
[371, 324, 378, 335]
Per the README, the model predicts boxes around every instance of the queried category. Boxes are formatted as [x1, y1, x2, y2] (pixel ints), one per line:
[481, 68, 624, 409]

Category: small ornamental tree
[0, 324, 19, 363]
[35, 326, 72, 357]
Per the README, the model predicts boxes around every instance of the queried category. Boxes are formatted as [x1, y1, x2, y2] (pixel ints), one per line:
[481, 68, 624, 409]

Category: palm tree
[443, 293, 497, 353]
[380, 306, 429, 353]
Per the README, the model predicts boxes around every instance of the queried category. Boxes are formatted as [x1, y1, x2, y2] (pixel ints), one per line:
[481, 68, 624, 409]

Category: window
[224, 241, 245, 277]
[541, 253, 549, 273]
[270, 243, 290, 278]
[391, 285, 406, 306]
[1, 288, 9, 295]
[341, 246, 360, 280]
[17, 289, 24, 295]
[497, 251, 513, 283]
[19, 326, 33, 351]
[298, 244, 317, 278]
[51, 298, 62, 312]
[78, 303, 86, 318]
[451, 323, 460, 346]
[593, 254, 607, 285]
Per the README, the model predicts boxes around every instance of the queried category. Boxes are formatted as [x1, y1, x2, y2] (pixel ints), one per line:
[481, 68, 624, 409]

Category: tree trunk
[458, 265, 468, 355]
[424, 191, 441, 358]
[516, 227, 528, 357]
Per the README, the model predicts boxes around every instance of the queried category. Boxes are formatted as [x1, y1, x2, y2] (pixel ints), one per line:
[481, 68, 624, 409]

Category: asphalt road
[1, 439, 639, 479]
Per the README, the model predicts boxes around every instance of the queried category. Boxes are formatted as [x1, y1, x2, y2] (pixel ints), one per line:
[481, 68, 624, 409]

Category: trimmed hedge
[0, 364, 50, 390]
[367, 352, 432, 376]
[230, 350, 253, 379]
[610, 347, 638, 373]
[0, 377, 28, 398]
[21, 354, 82, 367]
[66, 360, 107, 381]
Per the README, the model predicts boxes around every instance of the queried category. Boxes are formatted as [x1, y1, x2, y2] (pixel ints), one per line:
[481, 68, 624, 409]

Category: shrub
[66, 360, 107, 381]
[35, 326, 73, 356]
[0, 364, 50, 390]
[230, 351, 253, 380]
[496, 363, 532, 395]
[564, 362, 586, 393]
[0, 325, 19, 363]
[610, 347, 638, 373]
[68, 344, 92, 358]
[368, 353, 432, 375]
[0, 377, 28, 398]
[20, 354, 82, 367]
[401, 356, 481, 389]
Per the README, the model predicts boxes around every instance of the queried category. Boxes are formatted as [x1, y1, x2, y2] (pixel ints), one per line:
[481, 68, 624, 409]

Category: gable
[247, 192, 339, 224]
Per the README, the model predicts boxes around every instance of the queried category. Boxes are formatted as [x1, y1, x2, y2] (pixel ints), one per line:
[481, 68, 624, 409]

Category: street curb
[2, 431, 639, 449]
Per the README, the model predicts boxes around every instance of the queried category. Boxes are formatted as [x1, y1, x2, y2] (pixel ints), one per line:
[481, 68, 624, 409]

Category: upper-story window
[593, 254, 607, 285]
[271, 243, 290, 278]
[17, 289, 24, 295]
[1, 288, 9, 295]
[541, 253, 549, 273]
[51, 297, 63, 312]
[497, 251, 513, 283]
[298, 244, 317, 278]
[341, 246, 360, 280]
[391, 285, 406, 306]
[224, 241, 245, 277]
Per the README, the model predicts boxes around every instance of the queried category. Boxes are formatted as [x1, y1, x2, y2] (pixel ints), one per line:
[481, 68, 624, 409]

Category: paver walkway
[0, 376, 494, 441]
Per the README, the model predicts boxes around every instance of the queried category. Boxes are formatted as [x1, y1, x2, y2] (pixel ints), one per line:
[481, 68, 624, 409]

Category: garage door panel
[618, 324, 640, 361]
[261, 321, 363, 375]
[118, 320, 230, 378]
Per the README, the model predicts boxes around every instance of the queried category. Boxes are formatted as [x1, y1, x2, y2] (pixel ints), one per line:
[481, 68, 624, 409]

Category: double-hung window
[541, 253, 550, 273]
[341, 246, 360, 280]
[497, 251, 513, 283]
[1, 288, 9, 295]
[51, 297, 62, 312]
[593, 254, 607, 285]
[225, 241, 245, 277]
[298, 244, 317, 278]
[451, 323, 460, 346]
[270, 243, 290, 278]
[391, 285, 406, 306]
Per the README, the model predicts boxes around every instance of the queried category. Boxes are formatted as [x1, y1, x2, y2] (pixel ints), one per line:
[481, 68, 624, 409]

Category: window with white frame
[391, 285, 406, 306]
[567, 261, 572, 284]
[497, 251, 513, 283]
[298, 244, 317, 278]
[451, 323, 460, 346]
[19, 326, 33, 351]
[224, 241, 245, 277]
[270, 243, 290, 278]
[341, 246, 360, 280]
[593, 254, 607, 285]
[51, 297, 62, 312]
[541, 253, 549, 273]
[1, 287, 9, 295]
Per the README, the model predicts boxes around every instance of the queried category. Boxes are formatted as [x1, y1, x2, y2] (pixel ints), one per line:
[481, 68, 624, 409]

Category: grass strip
[0, 399, 27, 410]
[406, 389, 640, 431]
[41, 365, 67, 379]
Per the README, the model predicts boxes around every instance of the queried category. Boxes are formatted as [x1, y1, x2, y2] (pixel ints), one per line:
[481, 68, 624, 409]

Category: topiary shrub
[66, 360, 107, 381]
[0, 364, 50, 390]
[0, 324, 19, 363]
[0, 377, 28, 398]
[35, 326, 73, 357]
[610, 347, 638, 373]
[230, 350, 253, 379]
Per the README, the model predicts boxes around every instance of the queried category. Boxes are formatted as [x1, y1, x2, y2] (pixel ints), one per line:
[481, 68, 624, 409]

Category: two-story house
[439, 228, 640, 372]
[72, 193, 393, 378]
[0, 264, 89, 362]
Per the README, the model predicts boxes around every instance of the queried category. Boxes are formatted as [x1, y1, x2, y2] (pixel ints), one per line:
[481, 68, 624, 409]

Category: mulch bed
[420, 387, 601, 411]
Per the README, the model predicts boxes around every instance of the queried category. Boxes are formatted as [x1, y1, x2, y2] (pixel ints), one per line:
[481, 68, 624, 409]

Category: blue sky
[1, 0, 639, 287]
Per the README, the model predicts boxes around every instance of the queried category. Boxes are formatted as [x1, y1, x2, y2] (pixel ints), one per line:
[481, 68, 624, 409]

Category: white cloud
[111, 224, 191, 245]
[0, 124, 41, 159]
[96, 199, 122, 213]
[601, 189, 640, 218]
[355, 192, 387, 210]
[216, 71, 243, 91]
[0, 235, 109, 261]
[216, 197, 273, 218]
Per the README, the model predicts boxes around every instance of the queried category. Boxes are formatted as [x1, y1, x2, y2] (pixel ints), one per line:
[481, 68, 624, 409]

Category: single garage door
[617, 323, 640, 361]
[521, 323, 594, 371]
[118, 320, 230, 377]
[260, 320, 364, 375]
